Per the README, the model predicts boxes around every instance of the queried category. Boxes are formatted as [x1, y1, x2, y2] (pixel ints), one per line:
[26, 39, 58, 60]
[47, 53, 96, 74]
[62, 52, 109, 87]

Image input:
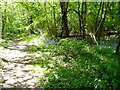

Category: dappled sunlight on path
[0, 47, 34, 63]
[0, 38, 46, 88]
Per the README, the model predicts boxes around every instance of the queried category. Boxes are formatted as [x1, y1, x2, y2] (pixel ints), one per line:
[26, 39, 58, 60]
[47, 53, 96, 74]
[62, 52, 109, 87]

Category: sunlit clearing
[32, 65, 47, 78]
[28, 33, 47, 46]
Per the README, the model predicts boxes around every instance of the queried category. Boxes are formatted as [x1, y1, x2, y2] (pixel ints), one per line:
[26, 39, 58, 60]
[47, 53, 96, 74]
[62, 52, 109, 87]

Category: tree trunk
[1, 14, 5, 39]
[77, 1, 82, 36]
[115, 2, 120, 55]
[53, 4, 57, 37]
[29, 16, 35, 34]
[115, 41, 120, 54]
[0, 3, 1, 39]
[81, 2, 84, 38]
[44, 2, 50, 31]
[94, 2, 102, 32]
[1, 2, 7, 39]
[83, 2, 87, 39]
[60, 2, 69, 38]
[26, 2, 35, 34]
[67, 1, 82, 37]
[96, 2, 110, 39]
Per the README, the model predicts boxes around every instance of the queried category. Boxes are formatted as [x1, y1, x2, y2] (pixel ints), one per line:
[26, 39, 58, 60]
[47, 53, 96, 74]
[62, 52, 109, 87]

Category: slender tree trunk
[80, 2, 87, 39]
[60, 2, 69, 38]
[83, 2, 87, 39]
[118, 1, 120, 33]
[0, 3, 1, 39]
[53, 4, 57, 37]
[67, 1, 82, 37]
[26, 2, 35, 34]
[29, 16, 35, 34]
[81, 2, 84, 38]
[1, 2, 7, 39]
[1, 14, 5, 39]
[44, 2, 50, 31]
[77, 1, 82, 36]
[95, 2, 102, 32]
[67, 3, 82, 37]
[115, 41, 120, 54]
[95, 2, 104, 39]
[115, 2, 120, 55]
[96, 2, 110, 39]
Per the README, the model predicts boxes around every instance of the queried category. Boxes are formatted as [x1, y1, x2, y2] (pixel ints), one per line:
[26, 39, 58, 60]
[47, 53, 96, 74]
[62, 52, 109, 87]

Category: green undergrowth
[27, 38, 120, 88]
[0, 39, 9, 48]
[19, 34, 39, 42]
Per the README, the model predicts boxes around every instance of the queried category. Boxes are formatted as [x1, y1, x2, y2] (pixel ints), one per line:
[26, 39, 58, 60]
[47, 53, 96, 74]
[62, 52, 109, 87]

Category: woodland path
[0, 38, 46, 88]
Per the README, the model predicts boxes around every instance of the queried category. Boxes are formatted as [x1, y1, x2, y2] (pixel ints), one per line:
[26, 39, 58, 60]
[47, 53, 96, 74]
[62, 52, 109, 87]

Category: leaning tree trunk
[60, 2, 69, 38]
[96, 2, 110, 39]
[115, 41, 120, 54]
[94, 2, 102, 32]
[67, 1, 82, 37]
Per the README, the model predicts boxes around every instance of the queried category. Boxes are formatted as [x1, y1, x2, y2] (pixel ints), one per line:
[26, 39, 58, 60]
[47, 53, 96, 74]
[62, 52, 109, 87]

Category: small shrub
[56, 38, 86, 61]
[0, 40, 9, 48]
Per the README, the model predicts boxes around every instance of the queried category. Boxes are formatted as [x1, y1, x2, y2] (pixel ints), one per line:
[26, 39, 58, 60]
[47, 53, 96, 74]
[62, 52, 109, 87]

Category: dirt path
[0, 39, 46, 88]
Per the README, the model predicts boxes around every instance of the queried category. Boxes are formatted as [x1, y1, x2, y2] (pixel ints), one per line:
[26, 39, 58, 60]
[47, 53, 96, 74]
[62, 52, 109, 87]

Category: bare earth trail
[0, 38, 46, 88]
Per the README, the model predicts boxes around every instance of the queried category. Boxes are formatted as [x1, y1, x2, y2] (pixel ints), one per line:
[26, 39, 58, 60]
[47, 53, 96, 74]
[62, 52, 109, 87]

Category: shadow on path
[0, 38, 46, 88]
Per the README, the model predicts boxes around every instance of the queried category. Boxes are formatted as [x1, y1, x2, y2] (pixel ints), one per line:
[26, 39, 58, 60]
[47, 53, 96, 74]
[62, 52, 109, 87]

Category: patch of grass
[19, 34, 39, 42]
[0, 39, 9, 48]
[30, 38, 120, 88]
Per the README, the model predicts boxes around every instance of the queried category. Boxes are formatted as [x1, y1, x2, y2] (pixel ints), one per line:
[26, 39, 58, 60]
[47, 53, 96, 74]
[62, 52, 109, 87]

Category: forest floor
[0, 38, 47, 88]
[0, 36, 120, 88]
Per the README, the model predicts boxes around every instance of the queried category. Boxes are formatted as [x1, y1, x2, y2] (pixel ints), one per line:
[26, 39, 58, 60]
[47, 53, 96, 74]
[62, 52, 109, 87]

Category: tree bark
[0, 3, 1, 39]
[83, 2, 87, 39]
[81, 2, 84, 38]
[96, 2, 110, 39]
[60, 2, 69, 38]
[94, 2, 102, 32]
[1, 2, 7, 39]
[77, 1, 82, 36]
[67, 7, 82, 37]
[25, 2, 35, 34]
[29, 16, 35, 34]
[115, 41, 120, 54]
[53, 3, 57, 37]
[115, 2, 120, 55]
[44, 2, 50, 33]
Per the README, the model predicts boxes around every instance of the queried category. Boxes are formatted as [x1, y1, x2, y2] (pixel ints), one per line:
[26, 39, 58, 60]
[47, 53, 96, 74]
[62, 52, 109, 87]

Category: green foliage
[19, 34, 38, 42]
[26, 38, 120, 88]
[27, 45, 39, 51]
[0, 40, 9, 48]
[1, 1, 120, 88]
[56, 38, 86, 61]
[1, 2, 119, 39]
